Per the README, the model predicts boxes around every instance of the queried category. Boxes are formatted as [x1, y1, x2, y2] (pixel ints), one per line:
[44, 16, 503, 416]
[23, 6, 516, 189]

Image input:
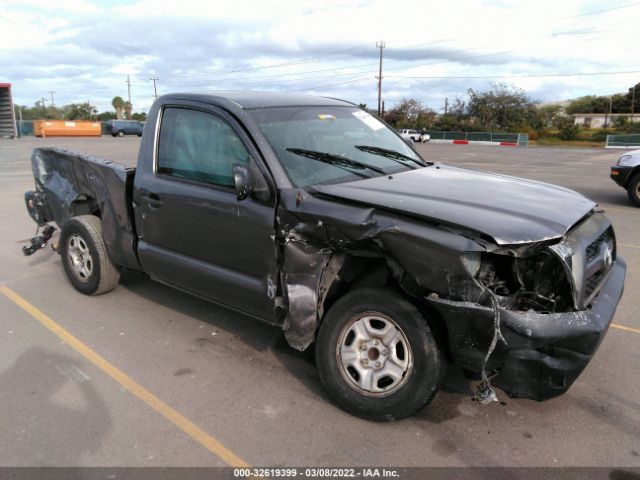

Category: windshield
[249, 106, 426, 187]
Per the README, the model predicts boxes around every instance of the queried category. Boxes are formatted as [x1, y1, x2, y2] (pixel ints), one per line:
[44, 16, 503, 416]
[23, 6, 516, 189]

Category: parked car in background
[610, 149, 640, 207]
[105, 120, 144, 137]
[398, 129, 428, 143]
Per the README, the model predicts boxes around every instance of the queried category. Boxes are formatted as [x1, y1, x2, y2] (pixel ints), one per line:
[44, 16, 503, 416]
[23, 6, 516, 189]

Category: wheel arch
[284, 249, 450, 357]
[625, 165, 640, 186]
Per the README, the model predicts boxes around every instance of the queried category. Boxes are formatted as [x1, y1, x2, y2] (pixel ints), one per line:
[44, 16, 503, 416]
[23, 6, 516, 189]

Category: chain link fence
[425, 131, 528, 146]
[605, 134, 640, 149]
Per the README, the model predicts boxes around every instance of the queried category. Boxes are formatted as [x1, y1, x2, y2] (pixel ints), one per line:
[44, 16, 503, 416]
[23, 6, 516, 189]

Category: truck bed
[29, 147, 140, 270]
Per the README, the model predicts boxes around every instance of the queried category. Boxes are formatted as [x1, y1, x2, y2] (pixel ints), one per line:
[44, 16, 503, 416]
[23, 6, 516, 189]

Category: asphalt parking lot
[0, 136, 638, 468]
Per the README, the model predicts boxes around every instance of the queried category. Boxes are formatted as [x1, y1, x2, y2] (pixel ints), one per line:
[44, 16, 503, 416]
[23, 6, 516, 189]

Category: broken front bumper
[426, 257, 626, 401]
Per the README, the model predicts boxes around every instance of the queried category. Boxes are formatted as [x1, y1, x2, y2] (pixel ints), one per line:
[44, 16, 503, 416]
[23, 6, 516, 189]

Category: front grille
[562, 214, 615, 309]
[584, 270, 605, 298]
[585, 230, 612, 263]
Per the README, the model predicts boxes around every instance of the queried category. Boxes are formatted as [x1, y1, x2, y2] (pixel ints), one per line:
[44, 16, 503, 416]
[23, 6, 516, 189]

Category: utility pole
[444, 97, 449, 115]
[376, 41, 385, 118]
[40, 97, 47, 114]
[150, 76, 159, 101]
[87, 99, 93, 120]
[604, 96, 612, 129]
[48, 91, 55, 107]
[126, 74, 132, 109]
[381, 100, 385, 120]
[632, 85, 636, 120]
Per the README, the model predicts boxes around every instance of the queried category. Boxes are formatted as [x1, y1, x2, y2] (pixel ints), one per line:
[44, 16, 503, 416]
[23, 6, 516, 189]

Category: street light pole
[604, 96, 612, 129]
[376, 41, 385, 118]
[150, 76, 159, 101]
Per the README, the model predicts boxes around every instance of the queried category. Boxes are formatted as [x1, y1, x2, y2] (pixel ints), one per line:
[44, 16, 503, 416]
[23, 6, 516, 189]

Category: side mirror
[233, 164, 255, 201]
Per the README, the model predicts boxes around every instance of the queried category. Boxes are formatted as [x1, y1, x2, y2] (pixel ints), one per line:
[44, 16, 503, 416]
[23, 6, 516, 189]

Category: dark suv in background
[105, 120, 144, 137]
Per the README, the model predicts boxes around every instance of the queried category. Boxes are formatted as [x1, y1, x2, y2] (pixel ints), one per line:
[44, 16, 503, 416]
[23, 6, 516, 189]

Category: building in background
[0, 83, 17, 138]
[573, 113, 640, 129]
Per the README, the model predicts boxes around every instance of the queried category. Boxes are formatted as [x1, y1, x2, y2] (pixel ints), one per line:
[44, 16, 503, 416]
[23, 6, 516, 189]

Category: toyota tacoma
[23, 92, 626, 420]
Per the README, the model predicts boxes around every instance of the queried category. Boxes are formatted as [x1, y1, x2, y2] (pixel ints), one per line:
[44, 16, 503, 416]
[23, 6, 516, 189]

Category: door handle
[144, 192, 164, 209]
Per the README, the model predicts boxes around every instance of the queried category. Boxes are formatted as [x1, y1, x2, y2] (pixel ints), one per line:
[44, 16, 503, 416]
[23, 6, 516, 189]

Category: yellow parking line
[611, 323, 640, 335]
[0, 286, 249, 467]
[619, 243, 640, 249]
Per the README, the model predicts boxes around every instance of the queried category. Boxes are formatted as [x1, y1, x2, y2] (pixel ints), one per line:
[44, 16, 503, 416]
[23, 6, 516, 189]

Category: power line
[386, 69, 640, 79]
[139, 39, 471, 82]
[156, 47, 498, 88]
[139, 41, 375, 79]
[285, 76, 374, 93]
[564, 1, 640, 18]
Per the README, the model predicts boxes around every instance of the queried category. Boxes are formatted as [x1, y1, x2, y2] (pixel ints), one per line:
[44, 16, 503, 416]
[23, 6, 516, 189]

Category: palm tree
[112, 96, 125, 120]
[123, 101, 132, 120]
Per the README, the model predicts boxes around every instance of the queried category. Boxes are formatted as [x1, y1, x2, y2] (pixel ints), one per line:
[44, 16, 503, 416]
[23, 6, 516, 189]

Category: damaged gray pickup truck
[24, 92, 626, 420]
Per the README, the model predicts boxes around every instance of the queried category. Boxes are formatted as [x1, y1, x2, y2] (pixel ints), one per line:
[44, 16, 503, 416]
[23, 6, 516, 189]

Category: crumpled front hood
[312, 164, 596, 245]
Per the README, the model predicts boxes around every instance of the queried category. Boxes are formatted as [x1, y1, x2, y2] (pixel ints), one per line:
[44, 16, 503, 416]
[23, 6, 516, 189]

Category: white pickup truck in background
[398, 129, 430, 143]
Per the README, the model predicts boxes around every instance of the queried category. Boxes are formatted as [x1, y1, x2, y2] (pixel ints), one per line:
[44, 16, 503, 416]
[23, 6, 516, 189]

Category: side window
[157, 107, 249, 188]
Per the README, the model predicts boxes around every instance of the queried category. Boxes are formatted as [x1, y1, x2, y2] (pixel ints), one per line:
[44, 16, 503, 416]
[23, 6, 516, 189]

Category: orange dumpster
[33, 120, 101, 137]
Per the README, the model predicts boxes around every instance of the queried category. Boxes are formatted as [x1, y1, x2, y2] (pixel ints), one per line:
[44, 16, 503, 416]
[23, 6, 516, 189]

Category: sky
[1, 0, 639, 114]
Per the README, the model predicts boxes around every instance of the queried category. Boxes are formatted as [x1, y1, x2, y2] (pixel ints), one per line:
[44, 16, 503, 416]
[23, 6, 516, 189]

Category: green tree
[63, 102, 97, 120]
[97, 111, 117, 121]
[537, 105, 562, 128]
[112, 96, 125, 119]
[467, 83, 535, 131]
[392, 98, 425, 121]
[123, 101, 132, 120]
[626, 82, 640, 114]
[556, 116, 581, 140]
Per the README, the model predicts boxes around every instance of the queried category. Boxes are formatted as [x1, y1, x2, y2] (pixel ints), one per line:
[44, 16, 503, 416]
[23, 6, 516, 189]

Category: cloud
[1, 0, 639, 113]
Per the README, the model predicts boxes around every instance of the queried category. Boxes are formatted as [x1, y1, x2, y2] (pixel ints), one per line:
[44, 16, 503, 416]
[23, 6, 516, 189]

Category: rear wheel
[315, 287, 443, 421]
[627, 173, 640, 207]
[59, 215, 120, 295]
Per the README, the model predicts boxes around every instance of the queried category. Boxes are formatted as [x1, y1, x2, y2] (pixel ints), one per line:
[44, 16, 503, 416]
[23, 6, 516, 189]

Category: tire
[59, 215, 120, 295]
[111, 133, 117, 137]
[315, 287, 443, 421]
[627, 173, 640, 207]
[117, 130, 124, 137]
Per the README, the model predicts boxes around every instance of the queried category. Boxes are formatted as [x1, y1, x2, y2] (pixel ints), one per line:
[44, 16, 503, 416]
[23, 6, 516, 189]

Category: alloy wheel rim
[67, 234, 93, 283]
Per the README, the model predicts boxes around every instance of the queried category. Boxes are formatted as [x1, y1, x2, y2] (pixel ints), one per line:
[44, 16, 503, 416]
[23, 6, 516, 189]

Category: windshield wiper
[286, 148, 386, 176]
[354, 145, 428, 168]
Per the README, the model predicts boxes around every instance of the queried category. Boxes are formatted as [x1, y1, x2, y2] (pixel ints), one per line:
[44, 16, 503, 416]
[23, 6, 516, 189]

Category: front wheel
[117, 130, 124, 137]
[315, 287, 443, 421]
[627, 173, 640, 207]
[59, 215, 120, 295]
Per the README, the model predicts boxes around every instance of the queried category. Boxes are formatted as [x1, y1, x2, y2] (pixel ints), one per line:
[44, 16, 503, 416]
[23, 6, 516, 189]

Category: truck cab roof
[160, 91, 356, 110]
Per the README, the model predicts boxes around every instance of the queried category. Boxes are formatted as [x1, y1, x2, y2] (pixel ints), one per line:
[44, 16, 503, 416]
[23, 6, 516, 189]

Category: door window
[157, 107, 249, 188]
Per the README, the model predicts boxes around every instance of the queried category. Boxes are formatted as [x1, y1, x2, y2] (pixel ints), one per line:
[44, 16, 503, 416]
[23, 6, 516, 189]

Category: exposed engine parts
[477, 249, 574, 314]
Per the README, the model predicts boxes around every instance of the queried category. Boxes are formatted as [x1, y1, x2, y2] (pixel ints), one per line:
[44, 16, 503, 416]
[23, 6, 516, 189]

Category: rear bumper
[610, 165, 633, 187]
[425, 257, 626, 401]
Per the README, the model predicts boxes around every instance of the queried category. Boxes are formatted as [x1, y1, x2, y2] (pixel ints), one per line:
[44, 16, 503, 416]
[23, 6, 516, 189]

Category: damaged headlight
[477, 248, 574, 313]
